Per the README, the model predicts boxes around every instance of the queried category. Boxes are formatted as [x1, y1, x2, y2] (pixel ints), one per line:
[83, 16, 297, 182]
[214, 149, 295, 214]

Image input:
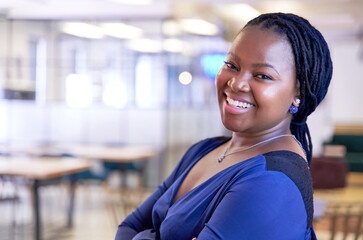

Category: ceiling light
[126, 39, 163, 53]
[309, 14, 354, 26]
[179, 71, 193, 85]
[162, 20, 182, 36]
[109, 0, 153, 5]
[101, 23, 143, 39]
[163, 38, 191, 53]
[259, 1, 300, 14]
[179, 18, 219, 36]
[217, 4, 260, 22]
[62, 22, 104, 39]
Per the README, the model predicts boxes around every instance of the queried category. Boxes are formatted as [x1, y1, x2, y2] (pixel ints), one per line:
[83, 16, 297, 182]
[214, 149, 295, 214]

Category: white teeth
[226, 97, 253, 108]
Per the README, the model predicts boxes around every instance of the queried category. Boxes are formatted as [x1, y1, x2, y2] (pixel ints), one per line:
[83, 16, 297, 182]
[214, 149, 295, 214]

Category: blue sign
[200, 53, 227, 79]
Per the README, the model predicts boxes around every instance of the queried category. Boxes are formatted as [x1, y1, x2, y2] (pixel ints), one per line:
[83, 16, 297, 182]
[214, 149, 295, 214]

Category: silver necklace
[218, 134, 297, 163]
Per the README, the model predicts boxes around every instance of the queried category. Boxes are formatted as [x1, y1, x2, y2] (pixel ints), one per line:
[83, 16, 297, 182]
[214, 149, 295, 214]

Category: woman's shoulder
[262, 150, 313, 229]
[227, 150, 313, 229]
[262, 150, 310, 182]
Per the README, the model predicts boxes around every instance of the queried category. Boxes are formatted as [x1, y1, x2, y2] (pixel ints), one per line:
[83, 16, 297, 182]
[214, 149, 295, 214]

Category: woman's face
[215, 26, 298, 135]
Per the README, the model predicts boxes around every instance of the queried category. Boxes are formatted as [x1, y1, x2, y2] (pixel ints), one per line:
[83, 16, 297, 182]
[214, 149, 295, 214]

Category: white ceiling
[0, 0, 362, 42]
[0, 0, 172, 19]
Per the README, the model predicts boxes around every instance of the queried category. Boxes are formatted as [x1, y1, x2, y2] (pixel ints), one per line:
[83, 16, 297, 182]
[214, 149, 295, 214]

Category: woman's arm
[115, 139, 210, 240]
[197, 171, 308, 240]
[115, 181, 170, 239]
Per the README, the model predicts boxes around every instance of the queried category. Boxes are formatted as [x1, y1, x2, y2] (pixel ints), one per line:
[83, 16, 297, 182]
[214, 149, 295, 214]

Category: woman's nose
[227, 75, 250, 92]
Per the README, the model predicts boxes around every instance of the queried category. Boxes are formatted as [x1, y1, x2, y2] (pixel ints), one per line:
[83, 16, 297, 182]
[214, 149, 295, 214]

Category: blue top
[116, 137, 316, 240]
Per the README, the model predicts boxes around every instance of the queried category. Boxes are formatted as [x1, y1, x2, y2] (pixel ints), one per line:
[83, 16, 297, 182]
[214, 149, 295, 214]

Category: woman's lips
[224, 96, 255, 114]
[226, 96, 254, 108]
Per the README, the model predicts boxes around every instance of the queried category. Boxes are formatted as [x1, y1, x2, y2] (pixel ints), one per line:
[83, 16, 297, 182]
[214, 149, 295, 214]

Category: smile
[226, 97, 254, 109]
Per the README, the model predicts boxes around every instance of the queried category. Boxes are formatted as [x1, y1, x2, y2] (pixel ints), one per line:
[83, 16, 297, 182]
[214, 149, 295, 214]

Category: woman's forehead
[234, 26, 290, 50]
[229, 26, 295, 67]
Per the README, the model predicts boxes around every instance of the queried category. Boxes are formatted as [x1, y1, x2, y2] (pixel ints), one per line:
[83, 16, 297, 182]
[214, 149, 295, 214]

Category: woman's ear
[292, 79, 301, 107]
[292, 98, 301, 107]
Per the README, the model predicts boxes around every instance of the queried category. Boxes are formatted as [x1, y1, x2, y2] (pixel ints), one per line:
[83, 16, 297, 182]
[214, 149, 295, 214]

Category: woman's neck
[230, 128, 292, 149]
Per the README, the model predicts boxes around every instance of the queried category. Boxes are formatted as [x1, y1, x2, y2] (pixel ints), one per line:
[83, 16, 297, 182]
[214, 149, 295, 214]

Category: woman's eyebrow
[228, 52, 280, 76]
[227, 52, 240, 62]
[252, 63, 280, 75]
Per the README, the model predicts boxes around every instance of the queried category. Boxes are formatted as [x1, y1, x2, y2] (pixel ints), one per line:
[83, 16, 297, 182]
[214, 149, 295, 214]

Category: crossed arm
[116, 171, 308, 240]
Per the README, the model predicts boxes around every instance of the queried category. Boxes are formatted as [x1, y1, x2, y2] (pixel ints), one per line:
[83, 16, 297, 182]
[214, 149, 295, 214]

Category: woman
[116, 12, 332, 240]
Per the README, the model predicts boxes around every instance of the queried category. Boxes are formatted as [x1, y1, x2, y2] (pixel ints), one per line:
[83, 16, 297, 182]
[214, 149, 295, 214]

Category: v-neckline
[170, 138, 229, 206]
[170, 136, 308, 207]
[170, 137, 275, 206]
[171, 153, 265, 206]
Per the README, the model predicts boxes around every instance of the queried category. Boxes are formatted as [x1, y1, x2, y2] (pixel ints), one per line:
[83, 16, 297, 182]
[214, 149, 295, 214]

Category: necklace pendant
[218, 155, 225, 163]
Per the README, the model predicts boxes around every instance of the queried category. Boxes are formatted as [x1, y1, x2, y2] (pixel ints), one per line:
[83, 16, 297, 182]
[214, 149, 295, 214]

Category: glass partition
[0, 18, 230, 109]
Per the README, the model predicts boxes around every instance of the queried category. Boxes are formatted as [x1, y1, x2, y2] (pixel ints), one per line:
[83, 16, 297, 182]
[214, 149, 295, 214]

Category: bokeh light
[178, 71, 193, 85]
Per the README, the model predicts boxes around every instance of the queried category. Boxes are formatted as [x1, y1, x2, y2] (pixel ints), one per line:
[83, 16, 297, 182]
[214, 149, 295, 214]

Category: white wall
[329, 40, 363, 124]
[304, 37, 363, 156]
[0, 101, 169, 147]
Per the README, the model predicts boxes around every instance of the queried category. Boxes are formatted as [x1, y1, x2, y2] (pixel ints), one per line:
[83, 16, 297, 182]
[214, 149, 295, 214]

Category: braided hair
[244, 13, 333, 165]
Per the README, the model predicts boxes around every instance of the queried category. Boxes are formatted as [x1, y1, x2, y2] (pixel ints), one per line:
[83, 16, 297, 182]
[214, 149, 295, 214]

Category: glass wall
[0, 19, 229, 109]
[0, 17, 230, 183]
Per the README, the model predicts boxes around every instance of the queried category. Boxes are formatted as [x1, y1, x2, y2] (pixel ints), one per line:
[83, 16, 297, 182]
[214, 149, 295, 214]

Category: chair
[324, 202, 363, 240]
[310, 144, 349, 189]
[0, 177, 20, 239]
[323, 145, 347, 158]
[310, 156, 349, 189]
[106, 188, 153, 227]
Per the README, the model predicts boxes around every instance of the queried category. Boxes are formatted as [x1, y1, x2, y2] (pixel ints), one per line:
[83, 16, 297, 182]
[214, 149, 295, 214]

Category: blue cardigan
[116, 137, 316, 240]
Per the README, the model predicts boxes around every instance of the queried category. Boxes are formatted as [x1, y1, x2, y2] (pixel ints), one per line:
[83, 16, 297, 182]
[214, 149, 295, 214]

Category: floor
[0, 172, 362, 240]
[0, 179, 152, 240]
[313, 173, 363, 240]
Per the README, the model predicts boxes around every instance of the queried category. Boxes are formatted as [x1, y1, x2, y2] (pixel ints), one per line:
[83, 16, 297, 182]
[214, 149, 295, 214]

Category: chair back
[325, 202, 363, 240]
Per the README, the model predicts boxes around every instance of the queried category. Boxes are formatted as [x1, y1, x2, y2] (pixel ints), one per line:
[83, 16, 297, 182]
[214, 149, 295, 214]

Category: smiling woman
[115, 12, 332, 240]
[216, 26, 298, 135]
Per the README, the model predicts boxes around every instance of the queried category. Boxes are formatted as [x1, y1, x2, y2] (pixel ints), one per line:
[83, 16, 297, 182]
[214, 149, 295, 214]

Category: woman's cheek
[215, 70, 223, 87]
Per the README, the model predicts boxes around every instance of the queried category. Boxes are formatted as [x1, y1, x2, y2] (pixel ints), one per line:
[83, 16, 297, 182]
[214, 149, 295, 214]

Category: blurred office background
[0, 0, 363, 239]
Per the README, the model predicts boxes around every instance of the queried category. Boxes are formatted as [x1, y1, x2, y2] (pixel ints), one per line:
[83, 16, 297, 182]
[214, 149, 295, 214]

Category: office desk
[0, 143, 158, 162]
[65, 145, 158, 162]
[66, 145, 159, 188]
[1, 143, 159, 188]
[0, 157, 92, 240]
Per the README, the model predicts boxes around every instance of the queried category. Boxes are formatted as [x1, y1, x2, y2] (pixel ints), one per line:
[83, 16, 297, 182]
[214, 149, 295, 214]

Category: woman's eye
[224, 61, 238, 71]
[255, 74, 272, 80]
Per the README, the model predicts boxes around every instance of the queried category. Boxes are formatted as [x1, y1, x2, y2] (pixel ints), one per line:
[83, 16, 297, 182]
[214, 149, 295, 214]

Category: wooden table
[0, 143, 158, 162]
[1, 144, 159, 186]
[0, 156, 92, 240]
[63, 145, 159, 188]
[64, 145, 158, 162]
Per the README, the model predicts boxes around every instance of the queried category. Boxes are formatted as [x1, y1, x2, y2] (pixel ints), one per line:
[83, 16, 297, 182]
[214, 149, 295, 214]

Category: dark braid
[244, 13, 333, 165]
